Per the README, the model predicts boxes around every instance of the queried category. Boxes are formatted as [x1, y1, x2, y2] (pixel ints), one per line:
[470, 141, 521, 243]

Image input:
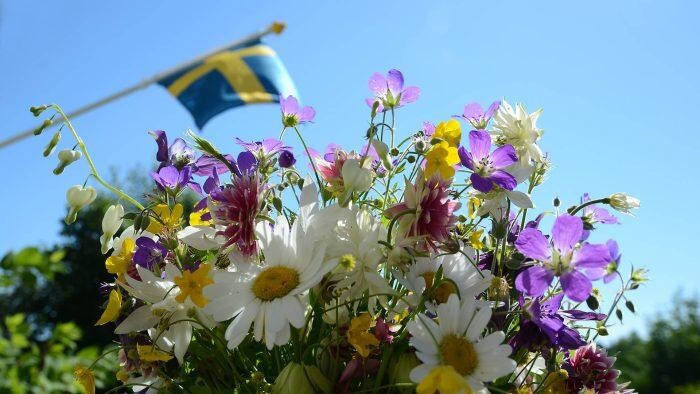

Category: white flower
[401, 247, 493, 312]
[115, 264, 214, 364]
[321, 206, 392, 311]
[100, 204, 124, 254]
[53, 149, 82, 175]
[65, 185, 97, 224]
[475, 188, 534, 218]
[491, 100, 543, 165]
[111, 225, 156, 255]
[340, 158, 372, 204]
[177, 225, 227, 251]
[513, 354, 546, 388]
[126, 371, 164, 394]
[204, 212, 333, 350]
[408, 294, 515, 393]
[608, 193, 640, 215]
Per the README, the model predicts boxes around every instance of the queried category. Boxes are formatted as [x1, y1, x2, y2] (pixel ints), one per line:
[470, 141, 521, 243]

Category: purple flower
[528, 294, 605, 350]
[580, 193, 619, 240]
[235, 138, 289, 157]
[603, 239, 621, 284]
[278, 150, 296, 168]
[280, 95, 315, 127]
[454, 101, 500, 130]
[515, 214, 611, 302]
[366, 69, 420, 113]
[132, 237, 168, 270]
[422, 122, 436, 137]
[458, 130, 518, 193]
[149, 130, 195, 168]
[151, 165, 201, 193]
[193, 154, 235, 177]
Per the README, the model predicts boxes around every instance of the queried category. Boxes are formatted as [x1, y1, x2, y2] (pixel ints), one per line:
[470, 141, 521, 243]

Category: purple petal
[489, 170, 517, 191]
[237, 151, 257, 173]
[560, 309, 606, 321]
[297, 106, 316, 122]
[606, 239, 620, 260]
[515, 266, 554, 297]
[458, 146, 474, 170]
[551, 214, 583, 254]
[470, 173, 493, 193]
[516, 228, 551, 261]
[423, 122, 435, 137]
[194, 154, 235, 177]
[260, 138, 287, 154]
[150, 130, 169, 163]
[462, 102, 484, 120]
[556, 326, 586, 349]
[368, 73, 387, 95]
[572, 243, 610, 269]
[170, 138, 188, 155]
[490, 145, 518, 168]
[136, 237, 156, 249]
[235, 138, 260, 153]
[484, 100, 501, 120]
[399, 86, 420, 105]
[280, 95, 299, 115]
[542, 293, 565, 312]
[188, 181, 202, 194]
[386, 69, 404, 94]
[157, 166, 180, 188]
[560, 270, 592, 302]
[468, 130, 492, 162]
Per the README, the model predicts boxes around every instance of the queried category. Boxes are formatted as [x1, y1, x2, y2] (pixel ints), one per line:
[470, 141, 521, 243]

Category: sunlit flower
[408, 294, 515, 392]
[100, 204, 124, 254]
[189, 207, 213, 227]
[491, 100, 543, 165]
[608, 193, 640, 215]
[455, 100, 500, 130]
[425, 141, 460, 180]
[173, 263, 214, 308]
[281, 95, 315, 127]
[469, 229, 485, 250]
[105, 237, 135, 280]
[146, 203, 183, 233]
[432, 119, 462, 148]
[416, 365, 470, 394]
[209, 173, 261, 257]
[459, 130, 518, 193]
[347, 313, 380, 357]
[366, 69, 420, 112]
[65, 185, 97, 224]
[95, 289, 122, 326]
[563, 343, 626, 393]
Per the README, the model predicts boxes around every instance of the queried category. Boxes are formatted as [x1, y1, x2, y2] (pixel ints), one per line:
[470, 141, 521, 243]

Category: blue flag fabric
[158, 39, 298, 128]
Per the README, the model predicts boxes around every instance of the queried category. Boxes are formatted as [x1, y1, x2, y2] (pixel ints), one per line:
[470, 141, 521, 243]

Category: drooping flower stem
[569, 197, 611, 216]
[52, 105, 144, 211]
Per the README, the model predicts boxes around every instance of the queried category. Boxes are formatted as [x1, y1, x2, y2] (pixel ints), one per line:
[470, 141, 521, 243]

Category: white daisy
[491, 99, 543, 165]
[401, 247, 493, 312]
[204, 212, 333, 350]
[408, 294, 516, 393]
[115, 263, 214, 364]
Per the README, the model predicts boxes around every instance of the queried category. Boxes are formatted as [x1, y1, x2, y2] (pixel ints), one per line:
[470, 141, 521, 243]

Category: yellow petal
[95, 289, 122, 326]
[137, 344, 174, 362]
[417, 365, 471, 394]
[74, 365, 96, 394]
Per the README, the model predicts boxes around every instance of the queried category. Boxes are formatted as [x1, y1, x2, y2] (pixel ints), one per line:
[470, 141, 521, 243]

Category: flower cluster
[34, 68, 646, 394]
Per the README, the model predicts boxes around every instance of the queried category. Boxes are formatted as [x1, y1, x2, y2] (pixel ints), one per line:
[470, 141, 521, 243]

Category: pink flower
[384, 171, 460, 249]
[208, 173, 261, 257]
[564, 343, 628, 393]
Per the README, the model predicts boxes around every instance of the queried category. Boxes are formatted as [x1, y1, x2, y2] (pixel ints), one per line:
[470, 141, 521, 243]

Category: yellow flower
[147, 203, 183, 233]
[425, 141, 460, 180]
[105, 237, 135, 279]
[542, 370, 569, 394]
[346, 313, 379, 358]
[469, 229, 484, 249]
[416, 365, 471, 394]
[173, 263, 214, 308]
[95, 289, 122, 326]
[116, 369, 130, 383]
[137, 344, 174, 362]
[189, 207, 213, 227]
[433, 119, 462, 148]
[74, 364, 96, 394]
[467, 197, 481, 219]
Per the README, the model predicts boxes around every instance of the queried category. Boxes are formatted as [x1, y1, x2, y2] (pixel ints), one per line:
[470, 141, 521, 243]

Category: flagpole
[0, 21, 286, 150]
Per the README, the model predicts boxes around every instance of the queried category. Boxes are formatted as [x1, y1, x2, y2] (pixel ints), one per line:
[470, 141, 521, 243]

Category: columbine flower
[608, 193, 641, 215]
[65, 185, 97, 224]
[366, 69, 420, 112]
[95, 289, 122, 326]
[491, 100, 543, 165]
[401, 248, 492, 312]
[454, 100, 500, 130]
[208, 172, 261, 257]
[204, 213, 333, 350]
[278, 150, 296, 168]
[281, 95, 315, 127]
[347, 313, 380, 357]
[563, 343, 627, 393]
[100, 203, 124, 254]
[150, 130, 196, 168]
[407, 294, 516, 392]
[458, 130, 518, 193]
[310, 145, 374, 199]
[340, 158, 372, 204]
[425, 141, 460, 180]
[514, 214, 611, 302]
[385, 171, 460, 248]
[432, 119, 462, 148]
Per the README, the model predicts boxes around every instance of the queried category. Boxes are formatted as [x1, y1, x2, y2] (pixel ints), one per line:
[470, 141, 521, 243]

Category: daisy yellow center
[421, 271, 458, 304]
[440, 334, 479, 376]
[252, 266, 300, 301]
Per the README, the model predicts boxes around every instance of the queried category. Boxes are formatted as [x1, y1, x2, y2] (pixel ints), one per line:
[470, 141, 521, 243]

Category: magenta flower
[454, 101, 500, 130]
[514, 214, 610, 302]
[458, 130, 518, 193]
[366, 69, 420, 113]
[209, 173, 262, 256]
[280, 95, 315, 127]
[564, 344, 627, 393]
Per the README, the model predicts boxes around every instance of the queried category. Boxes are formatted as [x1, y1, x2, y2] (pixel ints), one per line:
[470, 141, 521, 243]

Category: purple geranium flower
[454, 101, 500, 130]
[422, 121, 436, 138]
[603, 239, 621, 284]
[458, 130, 518, 193]
[580, 193, 619, 240]
[281, 95, 315, 127]
[278, 150, 296, 168]
[528, 294, 605, 350]
[366, 69, 420, 113]
[151, 165, 201, 194]
[193, 154, 235, 177]
[149, 130, 196, 169]
[235, 138, 289, 157]
[515, 214, 611, 302]
[133, 237, 168, 270]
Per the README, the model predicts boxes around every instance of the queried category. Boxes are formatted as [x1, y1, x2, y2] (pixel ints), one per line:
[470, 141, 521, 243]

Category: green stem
[293, 126, 324, 201]
[569, 197, 611, 216]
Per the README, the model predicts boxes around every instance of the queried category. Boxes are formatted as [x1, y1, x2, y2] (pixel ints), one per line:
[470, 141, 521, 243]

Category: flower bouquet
[34, 69, 645, 393]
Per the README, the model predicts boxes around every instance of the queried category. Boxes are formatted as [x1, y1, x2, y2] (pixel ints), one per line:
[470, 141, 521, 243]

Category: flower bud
[43, 131, 61, 157]
[488, 276, 510, 301]
[278, 150, 296, 168]
[272, 362, 331, 394]
[33, 119, 53, 136]
[608, 193, 640, 215]
[53, 149, 82, 175]
[65, 185, 97, 224]
[371, 139, 393, 170]
[30, 104, 50, 117]
[100, 204, 124, 254]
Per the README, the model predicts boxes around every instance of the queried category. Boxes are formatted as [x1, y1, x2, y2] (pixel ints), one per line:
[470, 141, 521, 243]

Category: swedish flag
[158, 38, 298, 128]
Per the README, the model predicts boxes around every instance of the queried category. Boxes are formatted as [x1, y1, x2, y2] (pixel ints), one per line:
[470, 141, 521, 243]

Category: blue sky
[1, 1, 698, 342]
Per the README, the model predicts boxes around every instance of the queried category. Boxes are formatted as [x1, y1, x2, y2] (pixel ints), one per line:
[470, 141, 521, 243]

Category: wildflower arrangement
[33, 69, 646, 394]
